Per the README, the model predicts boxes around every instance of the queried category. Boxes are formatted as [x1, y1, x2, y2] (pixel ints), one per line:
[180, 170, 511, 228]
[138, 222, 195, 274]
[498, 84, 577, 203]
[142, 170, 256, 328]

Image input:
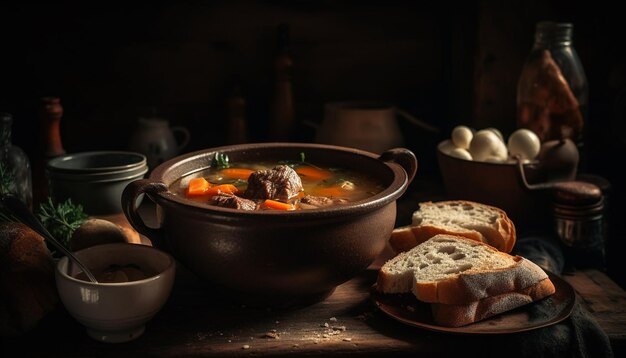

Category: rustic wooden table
[3, 180, 624, 357]
[2, 257, 624, 357]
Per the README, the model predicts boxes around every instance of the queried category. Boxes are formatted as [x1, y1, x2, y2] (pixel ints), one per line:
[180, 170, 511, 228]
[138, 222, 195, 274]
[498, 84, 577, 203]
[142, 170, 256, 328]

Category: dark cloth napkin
[502, 235, 615, 358]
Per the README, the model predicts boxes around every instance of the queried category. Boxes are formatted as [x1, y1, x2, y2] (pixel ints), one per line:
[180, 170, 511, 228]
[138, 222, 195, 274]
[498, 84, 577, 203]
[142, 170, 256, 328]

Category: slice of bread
[431, 278, 556, 327]
[377, 235, 551, 305]
[389, 200, 516, 254]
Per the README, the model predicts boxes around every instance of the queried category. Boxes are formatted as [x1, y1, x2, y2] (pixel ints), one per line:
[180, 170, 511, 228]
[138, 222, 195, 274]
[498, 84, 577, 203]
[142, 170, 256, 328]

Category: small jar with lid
[0, 113, 33, 207]
[517, 21, 588, 145]
[552, 181, 605, 269]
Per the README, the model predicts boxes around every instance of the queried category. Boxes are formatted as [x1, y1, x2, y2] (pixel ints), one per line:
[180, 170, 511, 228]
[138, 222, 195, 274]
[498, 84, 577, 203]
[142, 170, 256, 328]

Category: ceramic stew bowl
[122, 143, 417, 305]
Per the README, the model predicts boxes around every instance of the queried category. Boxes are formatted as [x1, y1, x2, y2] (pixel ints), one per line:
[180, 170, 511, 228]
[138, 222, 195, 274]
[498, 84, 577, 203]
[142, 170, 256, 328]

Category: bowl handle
[122, 179, 167, 246]
[379, 148, 418, 184]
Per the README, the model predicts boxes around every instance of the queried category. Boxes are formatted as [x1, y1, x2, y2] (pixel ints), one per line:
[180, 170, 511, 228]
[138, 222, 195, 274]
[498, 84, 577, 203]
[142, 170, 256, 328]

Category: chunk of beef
[244, 165, 303, 201]
[300, 195, 349, 209]
[210, 193, 258, 210]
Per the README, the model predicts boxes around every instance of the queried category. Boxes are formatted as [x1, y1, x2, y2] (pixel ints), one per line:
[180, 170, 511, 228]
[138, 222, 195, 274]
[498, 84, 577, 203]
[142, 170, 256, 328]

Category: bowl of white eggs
[437, 126, 568, 231]
[440, 126, 541, 163]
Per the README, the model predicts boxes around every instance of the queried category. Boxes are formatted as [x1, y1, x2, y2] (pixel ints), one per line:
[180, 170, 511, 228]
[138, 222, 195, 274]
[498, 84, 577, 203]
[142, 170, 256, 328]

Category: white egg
[449, 147, 473, 160]
[484, 155, 506, 163]
[438, 139, 457, 155]
[469, 130, 508, 162]
[508, 129, 541, 160]
[483, 127, 504, 142]
[451, 126, 473, 149]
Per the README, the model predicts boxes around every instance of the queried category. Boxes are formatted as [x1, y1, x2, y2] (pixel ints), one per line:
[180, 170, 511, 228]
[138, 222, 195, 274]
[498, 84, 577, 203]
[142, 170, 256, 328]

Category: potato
[70, 218, 130, 251]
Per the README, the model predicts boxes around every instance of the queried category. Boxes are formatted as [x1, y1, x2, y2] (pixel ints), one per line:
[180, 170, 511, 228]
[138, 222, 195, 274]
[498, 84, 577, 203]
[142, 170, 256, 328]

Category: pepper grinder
[227, 82, 247, 144]
[33, 96, 66, 207]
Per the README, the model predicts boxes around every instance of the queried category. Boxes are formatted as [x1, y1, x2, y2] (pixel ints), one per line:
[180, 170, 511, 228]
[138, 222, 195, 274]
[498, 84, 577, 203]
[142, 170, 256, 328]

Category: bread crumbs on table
[329, 317, 338, 322]
[242, 344, 250, 349]
[343, 338, 352, 342]
[263, 331, 280, 339]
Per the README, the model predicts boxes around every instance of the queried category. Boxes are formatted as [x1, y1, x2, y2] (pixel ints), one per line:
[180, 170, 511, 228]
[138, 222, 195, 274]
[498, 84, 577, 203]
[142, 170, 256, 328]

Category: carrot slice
[296, 166, 333, 181]
[186, 178, 211, 197]
[220, 168, 254, 180]
[315, 186, 345, 198]
[205, 184, 239, 196]
[262, 199, 296, 211]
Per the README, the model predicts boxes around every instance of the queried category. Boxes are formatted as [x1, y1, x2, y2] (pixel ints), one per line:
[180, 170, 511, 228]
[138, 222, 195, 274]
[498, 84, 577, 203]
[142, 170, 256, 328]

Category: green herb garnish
[37, 197, 88, 249]
[212, 152, 230, 169]
[280, 152, 311, 168]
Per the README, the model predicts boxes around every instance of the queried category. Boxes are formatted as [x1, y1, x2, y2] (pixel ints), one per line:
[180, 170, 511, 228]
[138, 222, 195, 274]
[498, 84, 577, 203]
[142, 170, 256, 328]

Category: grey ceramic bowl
[122, 143, 417, 306]
[47, 151, 148, 215]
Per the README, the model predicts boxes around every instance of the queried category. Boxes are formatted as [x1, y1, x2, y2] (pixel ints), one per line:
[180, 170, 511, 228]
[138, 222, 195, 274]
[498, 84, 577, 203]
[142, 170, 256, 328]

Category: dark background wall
[1, 1, 625, 285]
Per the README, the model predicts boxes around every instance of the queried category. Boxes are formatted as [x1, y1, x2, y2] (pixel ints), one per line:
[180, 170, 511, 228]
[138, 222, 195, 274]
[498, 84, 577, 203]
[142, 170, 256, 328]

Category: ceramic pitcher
[129, 117, 190, 169]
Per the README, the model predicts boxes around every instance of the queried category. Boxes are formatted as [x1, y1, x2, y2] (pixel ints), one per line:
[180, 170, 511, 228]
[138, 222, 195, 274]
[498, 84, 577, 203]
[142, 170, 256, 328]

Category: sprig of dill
[37, 197, 88, 248]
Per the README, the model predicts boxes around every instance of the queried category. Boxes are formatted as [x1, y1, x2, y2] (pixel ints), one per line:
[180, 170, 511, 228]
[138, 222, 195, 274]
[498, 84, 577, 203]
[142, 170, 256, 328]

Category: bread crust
[389, 200, 516, 254]
[431, 277, 556, 327]
[413, 255, 549, 304]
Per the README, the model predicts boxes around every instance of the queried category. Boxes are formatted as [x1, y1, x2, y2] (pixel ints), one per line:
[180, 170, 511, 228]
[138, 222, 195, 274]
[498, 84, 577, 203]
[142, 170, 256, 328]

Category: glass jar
[517, 21, 588, 146]
[0, 113, 33, 208]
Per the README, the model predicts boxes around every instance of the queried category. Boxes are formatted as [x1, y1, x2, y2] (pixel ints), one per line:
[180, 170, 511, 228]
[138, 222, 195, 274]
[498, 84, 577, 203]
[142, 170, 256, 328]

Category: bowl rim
[47, 165, 148, 183]
[47, 151, 147, 174]
[56, 243, 175, 287]
[147, 142, 412, 217]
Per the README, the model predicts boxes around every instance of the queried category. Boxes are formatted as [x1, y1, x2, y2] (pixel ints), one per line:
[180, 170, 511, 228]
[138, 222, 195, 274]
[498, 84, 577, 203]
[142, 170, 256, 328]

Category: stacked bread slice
[389, 200, 516, 254]
[377, 201, 555, 327]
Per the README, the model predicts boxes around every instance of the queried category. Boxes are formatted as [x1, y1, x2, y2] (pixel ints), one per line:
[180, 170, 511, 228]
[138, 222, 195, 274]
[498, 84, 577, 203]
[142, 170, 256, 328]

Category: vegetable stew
[170, 156, 384, 211]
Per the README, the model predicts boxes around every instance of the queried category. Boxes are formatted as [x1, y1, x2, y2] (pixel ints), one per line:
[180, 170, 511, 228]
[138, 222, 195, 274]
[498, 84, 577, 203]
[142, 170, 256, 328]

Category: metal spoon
[0, 196, 98, 283]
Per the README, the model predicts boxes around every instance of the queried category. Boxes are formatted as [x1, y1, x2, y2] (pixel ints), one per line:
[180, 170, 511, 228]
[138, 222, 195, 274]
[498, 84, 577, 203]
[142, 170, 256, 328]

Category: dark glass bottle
[517, 22, 588, 146]
[0, 113, 33, 207]
[268, 23, 295, 141]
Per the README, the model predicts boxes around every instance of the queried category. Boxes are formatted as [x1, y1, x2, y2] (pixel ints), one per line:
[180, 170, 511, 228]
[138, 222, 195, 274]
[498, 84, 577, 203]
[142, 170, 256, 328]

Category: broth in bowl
[170, 154, 385, 211]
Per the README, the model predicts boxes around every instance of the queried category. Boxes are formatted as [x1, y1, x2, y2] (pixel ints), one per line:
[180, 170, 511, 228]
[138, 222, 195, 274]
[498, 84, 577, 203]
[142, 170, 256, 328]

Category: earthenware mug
[314, 101, 438, 154]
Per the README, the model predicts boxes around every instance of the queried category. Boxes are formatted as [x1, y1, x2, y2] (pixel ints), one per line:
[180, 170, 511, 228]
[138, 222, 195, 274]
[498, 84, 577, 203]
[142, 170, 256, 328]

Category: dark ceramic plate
[371, 272, 575, 334]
